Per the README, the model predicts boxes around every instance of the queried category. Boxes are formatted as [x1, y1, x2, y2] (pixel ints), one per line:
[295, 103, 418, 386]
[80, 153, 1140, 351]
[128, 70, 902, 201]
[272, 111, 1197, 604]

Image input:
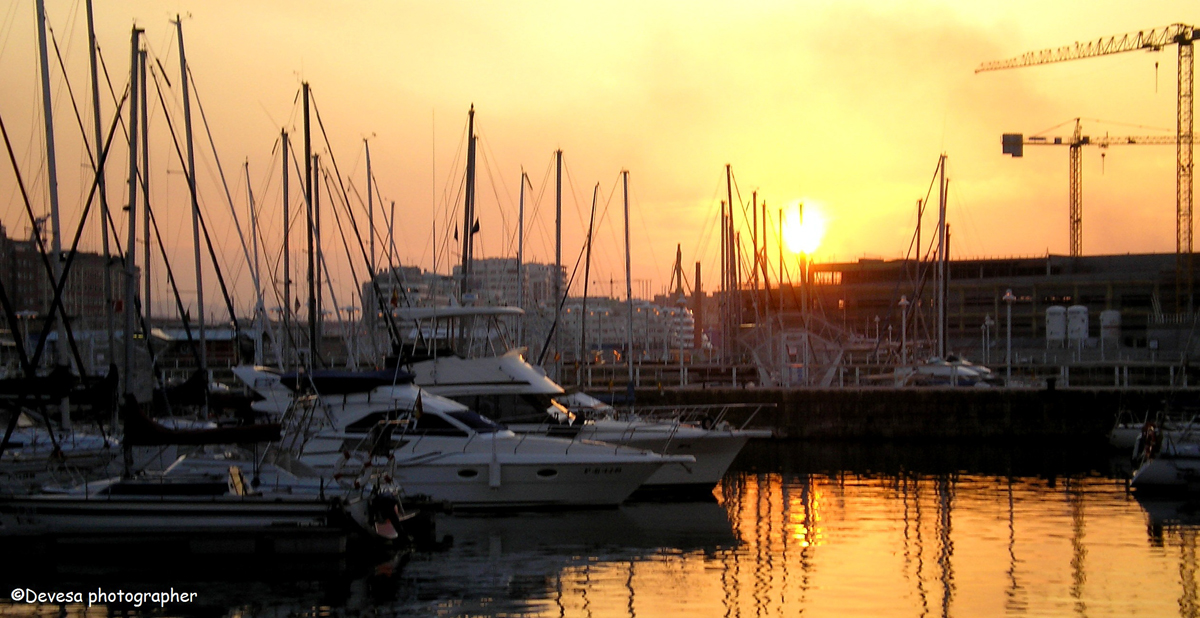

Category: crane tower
[978, 24, 1198, 309]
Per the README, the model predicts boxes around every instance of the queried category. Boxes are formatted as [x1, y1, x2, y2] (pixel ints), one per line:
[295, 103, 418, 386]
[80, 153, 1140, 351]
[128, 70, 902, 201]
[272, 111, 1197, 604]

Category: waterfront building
[559, 297, 696, 363]
[728, 252, 1200, 372]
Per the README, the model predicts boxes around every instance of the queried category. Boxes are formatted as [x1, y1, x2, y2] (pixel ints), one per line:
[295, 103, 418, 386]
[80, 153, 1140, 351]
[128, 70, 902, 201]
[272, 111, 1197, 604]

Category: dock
[634, 386, 1199, 441]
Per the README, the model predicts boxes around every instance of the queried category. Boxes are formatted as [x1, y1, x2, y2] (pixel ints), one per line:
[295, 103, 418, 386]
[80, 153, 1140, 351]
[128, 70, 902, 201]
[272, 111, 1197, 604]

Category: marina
[2, 1, 1200, 616]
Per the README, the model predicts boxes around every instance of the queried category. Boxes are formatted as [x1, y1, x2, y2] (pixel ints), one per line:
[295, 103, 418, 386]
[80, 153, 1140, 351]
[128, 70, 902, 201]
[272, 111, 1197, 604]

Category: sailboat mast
[85, 0, 115, 369]
[580, 184, 598, 379]
[140, 47, 151, 349]
[779, 207, 784, 316]
[517, 169, 526, 348]
[623, 170, 634, 403]
[35, 0, 71, 429]
[760, 199, 771, 303]
[936, 154, 947, 359]
[176, 16, 207, 388]
[124, 27, 142, 397]
[366, 139, 374, 277]
[460, 105, 476, 300]
[719, 200, 726, 363]
[303, 83, 316, 366]
[314, 153, 322, 355]
[751, 191, 758, 290]
[725, 164, 735, 361]
[281, 130, 291, 369]
[554, 149, 562, 380]
[247, 160, 263, 365]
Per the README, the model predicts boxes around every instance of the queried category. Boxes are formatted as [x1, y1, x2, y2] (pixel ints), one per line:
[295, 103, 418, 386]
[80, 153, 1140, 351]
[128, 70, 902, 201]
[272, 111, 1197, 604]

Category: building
[0, 222, 133, 372]
[560, 296, 696, 363]
[725, 252, 1200, 366]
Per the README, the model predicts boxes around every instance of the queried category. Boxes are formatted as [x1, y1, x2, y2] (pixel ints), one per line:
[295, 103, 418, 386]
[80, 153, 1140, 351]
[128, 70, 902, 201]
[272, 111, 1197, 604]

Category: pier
[633, 385, 1197, 441]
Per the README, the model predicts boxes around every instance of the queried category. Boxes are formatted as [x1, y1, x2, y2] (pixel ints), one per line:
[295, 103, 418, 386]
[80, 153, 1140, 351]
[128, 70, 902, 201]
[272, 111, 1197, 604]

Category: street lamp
[1003, 289, 1016, 385]
[898, 295, 910, 366]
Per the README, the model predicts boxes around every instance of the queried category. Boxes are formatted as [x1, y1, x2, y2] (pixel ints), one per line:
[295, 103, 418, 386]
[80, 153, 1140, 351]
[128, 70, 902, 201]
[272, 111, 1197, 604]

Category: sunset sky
[0, 1, 1196, 317]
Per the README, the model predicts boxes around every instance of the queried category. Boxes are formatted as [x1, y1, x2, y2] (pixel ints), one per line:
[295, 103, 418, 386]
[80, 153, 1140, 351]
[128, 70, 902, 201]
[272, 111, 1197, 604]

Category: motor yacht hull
[518, 422, 772, 489]
[299, 434, 672, 509]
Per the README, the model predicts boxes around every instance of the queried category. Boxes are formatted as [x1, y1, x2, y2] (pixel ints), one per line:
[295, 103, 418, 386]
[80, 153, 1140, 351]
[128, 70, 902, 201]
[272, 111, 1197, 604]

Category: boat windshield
[447, 410, 506, 433]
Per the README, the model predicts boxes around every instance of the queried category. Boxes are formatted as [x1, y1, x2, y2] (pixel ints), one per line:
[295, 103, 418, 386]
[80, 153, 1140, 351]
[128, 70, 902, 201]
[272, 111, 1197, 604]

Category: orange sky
[0, 1, 1197, 317]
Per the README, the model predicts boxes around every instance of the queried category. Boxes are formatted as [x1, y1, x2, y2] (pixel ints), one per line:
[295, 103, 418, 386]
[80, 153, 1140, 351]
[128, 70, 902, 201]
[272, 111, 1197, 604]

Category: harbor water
[4, 439, 1198, 617]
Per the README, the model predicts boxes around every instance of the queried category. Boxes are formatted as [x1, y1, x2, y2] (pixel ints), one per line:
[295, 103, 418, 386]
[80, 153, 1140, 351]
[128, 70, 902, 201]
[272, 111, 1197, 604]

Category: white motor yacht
[276, 373, 691, 509]
[406, 344, 772, 493]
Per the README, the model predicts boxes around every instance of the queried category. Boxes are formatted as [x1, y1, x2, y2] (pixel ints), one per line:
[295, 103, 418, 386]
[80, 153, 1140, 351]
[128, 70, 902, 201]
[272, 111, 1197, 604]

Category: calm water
[5, 440, 1200, 617]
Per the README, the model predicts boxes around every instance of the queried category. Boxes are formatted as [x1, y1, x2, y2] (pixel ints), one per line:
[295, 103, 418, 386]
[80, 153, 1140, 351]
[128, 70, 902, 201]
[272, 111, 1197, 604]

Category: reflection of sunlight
[782, 202, 827, 255]
[786, 484, 823, 547]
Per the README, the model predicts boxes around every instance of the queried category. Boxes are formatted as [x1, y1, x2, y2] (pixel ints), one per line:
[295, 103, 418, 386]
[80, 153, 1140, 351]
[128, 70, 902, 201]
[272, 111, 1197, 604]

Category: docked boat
[1109, 411, 1199, 451]
[0, 416, 118, 476]
[232, 303, 771, 497]
[0, 463, 420, 552]
[388, 306, 773, 493]
[1130, 429, 1200, 492]
[278, 371, 693, 510]
[553, 392, 774, 492]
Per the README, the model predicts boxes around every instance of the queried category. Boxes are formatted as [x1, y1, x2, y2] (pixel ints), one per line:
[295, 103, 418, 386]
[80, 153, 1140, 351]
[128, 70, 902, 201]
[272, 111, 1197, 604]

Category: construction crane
[1001, 118, 1185, 257]
[978, 23, 1198, 309]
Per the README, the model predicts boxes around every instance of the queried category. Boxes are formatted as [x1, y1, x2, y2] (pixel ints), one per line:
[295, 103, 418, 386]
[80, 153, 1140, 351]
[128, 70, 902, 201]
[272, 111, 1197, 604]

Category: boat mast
[460, 105, 477, 302]
[281, 130, 291, 370]
[140, 46, 151, 365]
[517, 169, 526, 348]
[554, 149, 562, 380]
[720, 166, 729, 362]
[85, 0, 115, 370]
[366, 139, 374, 277]
[247, 160, 263, 365]
[778, 207, 784, 316]
[314, 153, 322, 356]
[719, 199, 726, 365]
[175, 16, 207, 395]
[751, 190, 758, 291]
[123, 26, 142, 399]
[580, 184, 598, 382]
[936, 153, 947, 359]
[35, 0, 71, 428]
[623, 170, 634, 404]
[304, 83, 316, 367]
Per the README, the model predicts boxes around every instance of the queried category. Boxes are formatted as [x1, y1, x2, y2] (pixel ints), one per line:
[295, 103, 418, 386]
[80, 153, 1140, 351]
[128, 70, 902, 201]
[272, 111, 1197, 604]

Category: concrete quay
[633, 386, 1200, 441]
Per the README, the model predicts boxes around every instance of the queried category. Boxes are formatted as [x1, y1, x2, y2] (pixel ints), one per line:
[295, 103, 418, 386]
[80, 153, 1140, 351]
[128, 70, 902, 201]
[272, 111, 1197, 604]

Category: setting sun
[782, 202, 827, 255]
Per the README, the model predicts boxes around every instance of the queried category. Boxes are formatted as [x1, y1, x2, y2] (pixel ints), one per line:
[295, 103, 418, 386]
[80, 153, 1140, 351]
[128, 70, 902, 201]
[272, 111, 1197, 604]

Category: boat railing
[607, 403, 775, 430]
[514, 431, 532, 454]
